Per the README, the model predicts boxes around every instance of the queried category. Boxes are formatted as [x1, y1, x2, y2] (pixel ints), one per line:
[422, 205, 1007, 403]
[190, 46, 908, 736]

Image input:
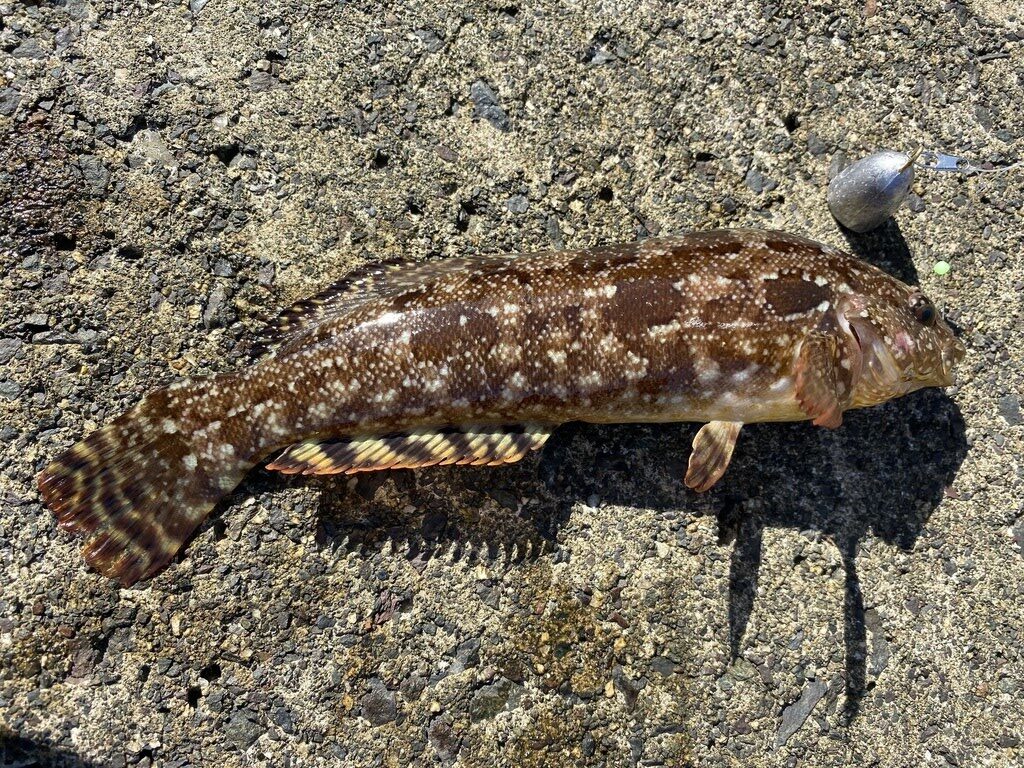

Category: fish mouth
[840, 304, 964, 397]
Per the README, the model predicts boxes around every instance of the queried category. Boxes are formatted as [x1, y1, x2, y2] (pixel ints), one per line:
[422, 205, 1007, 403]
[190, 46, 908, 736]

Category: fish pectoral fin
[265, 423, 553, 475]
[685, 420, 743, 493]
[794, 331, 849, 429]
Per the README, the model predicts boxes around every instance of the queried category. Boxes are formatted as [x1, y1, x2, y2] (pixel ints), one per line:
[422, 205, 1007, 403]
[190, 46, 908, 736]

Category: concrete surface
[1, 0, 1022, 766]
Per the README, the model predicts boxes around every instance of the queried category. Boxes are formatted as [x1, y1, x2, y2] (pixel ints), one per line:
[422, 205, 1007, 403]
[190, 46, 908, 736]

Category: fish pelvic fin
[685, 420, 743, 492]
[37, 382, 252, 586]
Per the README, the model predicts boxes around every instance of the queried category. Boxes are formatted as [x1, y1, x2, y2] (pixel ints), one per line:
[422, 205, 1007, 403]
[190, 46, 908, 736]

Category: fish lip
[940, 336, 967, 386]
[950, 335, 967, 365]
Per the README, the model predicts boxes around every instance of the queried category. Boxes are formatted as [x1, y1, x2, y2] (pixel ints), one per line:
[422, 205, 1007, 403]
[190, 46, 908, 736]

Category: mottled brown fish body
[221, 231, 851, 448]
[38, 229, 965, 585]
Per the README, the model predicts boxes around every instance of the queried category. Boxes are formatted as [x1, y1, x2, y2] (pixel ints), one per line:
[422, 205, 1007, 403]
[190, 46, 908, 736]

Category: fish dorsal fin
[265, 423, 553, 475]
[255, 252, 514, 355]
[256, 256, 406, 354]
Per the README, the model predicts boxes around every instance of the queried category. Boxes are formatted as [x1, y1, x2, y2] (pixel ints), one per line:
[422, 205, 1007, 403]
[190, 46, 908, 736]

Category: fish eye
[910, 294, 936, 326]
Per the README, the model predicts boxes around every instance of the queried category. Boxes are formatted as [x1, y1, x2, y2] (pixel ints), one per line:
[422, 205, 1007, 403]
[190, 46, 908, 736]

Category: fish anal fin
[685, 420, 743, 492]
[266, 424, 553, 476]
[795, 331, 852, 429]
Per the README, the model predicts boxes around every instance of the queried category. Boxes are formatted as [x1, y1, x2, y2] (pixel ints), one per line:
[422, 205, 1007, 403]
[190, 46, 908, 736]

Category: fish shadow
[308, 387, 966, 721]
[0, 734, 99, 768]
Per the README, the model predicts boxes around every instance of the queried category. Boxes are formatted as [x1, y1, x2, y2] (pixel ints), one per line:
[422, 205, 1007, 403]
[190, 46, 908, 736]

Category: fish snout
[939, 336, 967, 386]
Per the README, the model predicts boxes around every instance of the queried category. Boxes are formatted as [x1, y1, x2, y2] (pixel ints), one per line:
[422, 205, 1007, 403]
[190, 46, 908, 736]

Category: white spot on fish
[732, 365, 759, 383]
[697, 360, 720, 384]
[649, 319, 682, 340]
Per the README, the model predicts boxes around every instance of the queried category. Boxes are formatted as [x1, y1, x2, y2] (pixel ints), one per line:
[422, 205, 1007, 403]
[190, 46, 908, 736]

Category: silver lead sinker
[827, 149, 917, 233]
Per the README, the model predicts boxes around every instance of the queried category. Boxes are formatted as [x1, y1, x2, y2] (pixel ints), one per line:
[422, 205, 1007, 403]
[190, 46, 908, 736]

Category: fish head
[837, 277, 965, 408]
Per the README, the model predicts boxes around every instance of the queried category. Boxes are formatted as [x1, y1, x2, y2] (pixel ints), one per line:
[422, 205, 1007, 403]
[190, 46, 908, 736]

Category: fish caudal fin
[37, 386, 250, 586]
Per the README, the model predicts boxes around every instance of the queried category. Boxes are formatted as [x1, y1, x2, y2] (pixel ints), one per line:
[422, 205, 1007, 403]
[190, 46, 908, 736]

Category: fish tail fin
[37, 381, 251, 586]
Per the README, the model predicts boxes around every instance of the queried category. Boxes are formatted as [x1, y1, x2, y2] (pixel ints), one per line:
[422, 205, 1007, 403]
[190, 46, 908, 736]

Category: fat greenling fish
[38, 229, 966, 586]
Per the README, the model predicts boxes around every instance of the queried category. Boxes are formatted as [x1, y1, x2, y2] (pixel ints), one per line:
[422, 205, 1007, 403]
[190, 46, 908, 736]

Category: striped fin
[795, 330, 849, 429]
[684, 420, 743, 492]
[255, 256, 406, 355]
[37, 380, 253, 586]
[256, 253, 514, 356]
[266, 424, 553, 475]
